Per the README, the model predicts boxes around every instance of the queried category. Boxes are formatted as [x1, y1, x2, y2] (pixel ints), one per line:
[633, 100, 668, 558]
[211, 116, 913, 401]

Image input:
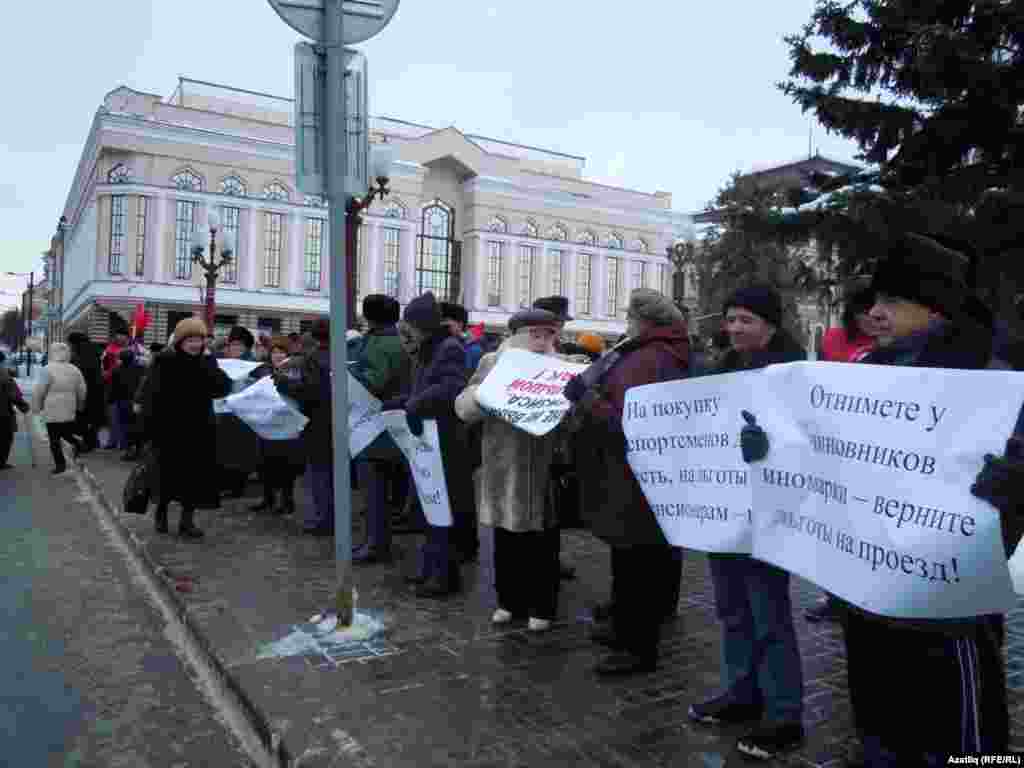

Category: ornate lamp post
[190, 210, 236, 334]
[344, 143, 395, 328]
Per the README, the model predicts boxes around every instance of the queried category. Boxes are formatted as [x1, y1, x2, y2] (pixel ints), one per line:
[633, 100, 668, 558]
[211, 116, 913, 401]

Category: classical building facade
[48, 79, 694, 345]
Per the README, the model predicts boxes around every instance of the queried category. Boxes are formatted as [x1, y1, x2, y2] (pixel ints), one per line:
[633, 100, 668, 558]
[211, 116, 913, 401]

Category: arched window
[108, 164, 130, 184]
[522, 219, 539, 238]
[219, 175, 247, 197]
[547, 223, 568, 242]
[382, 198, 406, 218]
[304, 194, 327, 208]
[577, 229, 597, 246]
[485, 215, 508, 234]
[416, 200, 459, 302]
[607, 232, 625, 250]
[171, 168, 203, 192]
[263, 181, 290, 202]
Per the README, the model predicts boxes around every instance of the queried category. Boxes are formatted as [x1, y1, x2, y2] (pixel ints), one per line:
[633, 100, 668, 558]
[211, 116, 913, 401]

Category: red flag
[468, 322, 485, 341]
[131, 303, 149, 339]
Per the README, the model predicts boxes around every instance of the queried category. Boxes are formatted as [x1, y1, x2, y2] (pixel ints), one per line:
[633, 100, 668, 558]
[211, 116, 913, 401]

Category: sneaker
[804, 597, 842, 623]
[688, 694, 763, 726]
[736, 722, 804, 760]
[527, 617, 551, 632]
[492, 608, 513, 624]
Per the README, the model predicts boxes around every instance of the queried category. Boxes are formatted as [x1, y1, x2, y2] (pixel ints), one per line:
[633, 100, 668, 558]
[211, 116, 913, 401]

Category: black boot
[250, 489, 275, 512]
[178, 507, 204, 539]
[278, 487, 295, 516]
[154, 503, 169, 534]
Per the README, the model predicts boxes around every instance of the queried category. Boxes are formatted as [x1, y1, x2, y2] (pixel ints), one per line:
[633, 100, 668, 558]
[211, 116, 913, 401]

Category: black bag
[122, 457, 151, 514]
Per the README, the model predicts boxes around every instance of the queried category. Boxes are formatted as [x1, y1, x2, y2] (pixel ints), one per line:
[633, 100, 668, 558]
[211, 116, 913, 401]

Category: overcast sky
[0, 0, 860, 307]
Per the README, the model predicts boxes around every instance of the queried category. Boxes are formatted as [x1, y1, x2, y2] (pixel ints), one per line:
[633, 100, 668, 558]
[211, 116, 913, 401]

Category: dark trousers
[494, 527, 561, 620]
[844, 610, 1008, 764]
[0, 422, 12, 466]
[357, 460, 394, 551]
[610, 545, 683, 622]
[46, 422, 81, 471]
[259, 459, 297, 502]
[610, 545, 681, 663]
[305, 461, 333, 531]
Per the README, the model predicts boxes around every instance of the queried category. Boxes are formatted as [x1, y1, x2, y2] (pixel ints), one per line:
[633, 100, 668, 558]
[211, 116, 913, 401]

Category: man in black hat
[224, 326, 255, 361]
[440, 301, 484, 372]
[532, 296, 573, 339]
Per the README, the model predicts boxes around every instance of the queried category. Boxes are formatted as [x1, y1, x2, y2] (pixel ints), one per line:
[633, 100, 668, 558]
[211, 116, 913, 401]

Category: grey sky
[0, 0, 859, 306]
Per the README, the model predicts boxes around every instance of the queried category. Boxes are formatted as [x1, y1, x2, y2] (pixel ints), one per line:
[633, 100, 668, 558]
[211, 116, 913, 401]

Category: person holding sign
[564, 289, 690, 677]
[456, 308, 569, 632]
[687, 284, 807, 761]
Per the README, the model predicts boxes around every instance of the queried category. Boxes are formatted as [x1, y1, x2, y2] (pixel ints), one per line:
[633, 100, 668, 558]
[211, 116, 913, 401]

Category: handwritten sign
[347, 373, 385, 457]
[473, 349, 587, 436]
[378, 411, 452, 527]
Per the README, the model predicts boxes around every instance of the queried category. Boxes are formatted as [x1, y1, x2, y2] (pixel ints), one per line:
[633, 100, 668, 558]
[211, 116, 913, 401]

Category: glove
[380, 397, 407, 412]
[972, 438, 1024, 557]
[563, 375, 587, 403]
[406, 411, 424, 438]
[739, 410, 769, 463]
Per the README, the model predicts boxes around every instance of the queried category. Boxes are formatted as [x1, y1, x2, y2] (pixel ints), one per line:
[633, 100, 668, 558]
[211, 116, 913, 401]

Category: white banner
[473, 349, 588, 436]
[222, 376, 308, 441]
[217, 358, 263, 382]
[624, 362, 1024, 619]
[378, 411, 452, 527]
[347, 373, 385, 457]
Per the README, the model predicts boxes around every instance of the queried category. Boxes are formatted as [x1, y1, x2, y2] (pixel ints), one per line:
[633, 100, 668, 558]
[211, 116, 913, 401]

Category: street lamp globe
[221, 231, 236, 258]
[207, 209, 221, 231]
[191, 227, 206, 253]
[371, 142, 395, 183]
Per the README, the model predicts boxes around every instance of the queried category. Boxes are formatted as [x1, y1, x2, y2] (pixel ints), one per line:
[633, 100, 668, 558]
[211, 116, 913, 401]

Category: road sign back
[268, 0, 399, 43]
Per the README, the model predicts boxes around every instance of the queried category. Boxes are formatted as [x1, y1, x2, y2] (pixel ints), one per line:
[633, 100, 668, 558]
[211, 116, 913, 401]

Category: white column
[564, 249, 578, 315]
[502, 238, 516, 311]
[366, 220, 382, 294]
[289, 211, 303, 293]
[153, 193, 168, 283]
[398, 222, 417, 303]
[595, 254, 609, 319]
[245, 207, 259, 290]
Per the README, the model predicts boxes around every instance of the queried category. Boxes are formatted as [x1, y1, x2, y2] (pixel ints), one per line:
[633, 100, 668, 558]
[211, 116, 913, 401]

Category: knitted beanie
[403, 292, 442, 333]
[723, 284, 783, 328]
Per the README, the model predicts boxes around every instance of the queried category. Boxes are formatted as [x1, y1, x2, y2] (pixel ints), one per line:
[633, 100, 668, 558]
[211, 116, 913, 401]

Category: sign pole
[325, 0, 354, 627]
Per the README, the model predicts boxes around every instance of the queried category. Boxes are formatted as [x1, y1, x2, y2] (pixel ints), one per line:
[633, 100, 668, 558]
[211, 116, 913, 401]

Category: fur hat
[440, 302, 469, 327]
[403, 292, 442, 333]
[575, 332, 606, 356]
[508, 308, 560, 334]
[363, 294, 401, 325]
[870, 232, 967, 317]
[227, 325, 255, 348]
[629, 289, 685, 326]
[533, 296, 573, 321]
[311, 318, 330, 342]
[66, 331, 90, 345]
[723, 284, 783, 328]
[171, 317, 208, 347]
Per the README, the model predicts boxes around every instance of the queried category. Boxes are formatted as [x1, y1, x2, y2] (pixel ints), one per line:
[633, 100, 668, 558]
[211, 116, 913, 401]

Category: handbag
[122, 452, 152, 514]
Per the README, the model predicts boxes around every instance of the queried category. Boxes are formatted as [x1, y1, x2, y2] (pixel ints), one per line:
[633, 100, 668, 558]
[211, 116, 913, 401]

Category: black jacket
[275, 346, 333, 466]
[109, 362, 145, 404]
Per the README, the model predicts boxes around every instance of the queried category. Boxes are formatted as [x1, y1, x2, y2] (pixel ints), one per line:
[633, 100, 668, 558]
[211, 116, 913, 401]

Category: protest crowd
[14, 230, 1024, 767]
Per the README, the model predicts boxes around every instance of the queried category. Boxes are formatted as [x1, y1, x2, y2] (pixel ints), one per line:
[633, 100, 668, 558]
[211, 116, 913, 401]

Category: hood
[620, 323, 690, 367]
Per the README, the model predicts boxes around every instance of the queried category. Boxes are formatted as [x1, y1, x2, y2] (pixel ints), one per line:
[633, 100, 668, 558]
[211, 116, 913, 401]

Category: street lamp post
[344, 143, 395, 328]
[190, 210, 236, 334]
[6, 271, 34, 376]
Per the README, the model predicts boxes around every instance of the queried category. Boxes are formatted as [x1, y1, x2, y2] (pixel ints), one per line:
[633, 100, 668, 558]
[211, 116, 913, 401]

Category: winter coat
[571, 323, 691, 548]
[455, 334, 568, 532]
[108, 361, 145, 404]
[102, 341, 124, 384]
[32, 362, 88, 424]
[0, 366, 28, 433]
[275, 346, 333, 466]
[139, 349, 232, 507]
[69, 341, 105, 427]
[714, 328, 807, 375]
[247, 363, 305, 471]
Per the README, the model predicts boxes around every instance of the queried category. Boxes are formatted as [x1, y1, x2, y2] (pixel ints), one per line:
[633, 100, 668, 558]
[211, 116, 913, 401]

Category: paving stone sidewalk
[83, 452, 1024, 767]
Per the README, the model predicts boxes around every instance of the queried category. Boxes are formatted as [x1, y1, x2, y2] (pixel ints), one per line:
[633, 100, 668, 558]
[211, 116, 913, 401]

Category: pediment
[400, 127, 488, 179]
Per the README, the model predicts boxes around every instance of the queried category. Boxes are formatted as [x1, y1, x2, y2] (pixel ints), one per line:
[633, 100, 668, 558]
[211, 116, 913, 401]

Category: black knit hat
[533, 296, 573, 322]
[723, 284, 783, 328]
[403, 292, 442, 333]
[227, 325, 255, 348]
[439, 302, 469, 327]
[870, 232, 967, 317]
[311, 318, 330, 342]
[363, 294, 400, 325]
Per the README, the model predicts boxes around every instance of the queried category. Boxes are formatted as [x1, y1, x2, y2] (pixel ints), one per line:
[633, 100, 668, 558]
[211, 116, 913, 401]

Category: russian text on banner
[623, 371, 760, 553]
[474, 348, 588, 436]
[378, 411, 452, 527]
[348, 373, 385, 457]
[222, 376, 308, 440]
[751, 361, 1019, 619]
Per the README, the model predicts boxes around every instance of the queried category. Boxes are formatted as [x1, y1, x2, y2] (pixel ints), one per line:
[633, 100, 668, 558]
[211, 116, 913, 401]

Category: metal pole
[325, 0, 354, 627]
[27, 272, 34, 377]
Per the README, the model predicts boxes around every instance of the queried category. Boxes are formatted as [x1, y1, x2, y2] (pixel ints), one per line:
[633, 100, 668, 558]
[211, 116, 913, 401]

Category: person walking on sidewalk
[108, 348, 145, 456]
[383, 292, 471, 598]
[138, 318, 232, 538]
[0, 351, 30, 469]
[247, 336, 305, 517]
[31, 342, 87, 476]
[687, 284, 806, 761]
[66, 332, 105, 453]
[456, 309, 568, 632]
[564, 289, 690, 677]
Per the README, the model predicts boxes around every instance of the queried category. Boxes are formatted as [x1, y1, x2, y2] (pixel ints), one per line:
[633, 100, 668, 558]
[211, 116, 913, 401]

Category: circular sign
[267, 0, 400, 44]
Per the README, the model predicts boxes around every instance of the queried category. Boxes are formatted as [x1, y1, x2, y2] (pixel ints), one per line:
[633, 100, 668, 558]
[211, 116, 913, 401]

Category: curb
[75, 459, 294, 768]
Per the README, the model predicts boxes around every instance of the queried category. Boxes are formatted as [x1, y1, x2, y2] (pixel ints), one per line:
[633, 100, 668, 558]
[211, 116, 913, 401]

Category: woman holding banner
[455, 308, 570, 632]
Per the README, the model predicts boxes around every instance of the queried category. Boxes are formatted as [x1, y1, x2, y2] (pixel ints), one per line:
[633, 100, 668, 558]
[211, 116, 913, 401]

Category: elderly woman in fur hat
[455, 308, 583, 631]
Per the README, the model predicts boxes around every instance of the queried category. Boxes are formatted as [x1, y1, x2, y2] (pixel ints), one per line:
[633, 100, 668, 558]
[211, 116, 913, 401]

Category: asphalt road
[0, 418, 249, 767]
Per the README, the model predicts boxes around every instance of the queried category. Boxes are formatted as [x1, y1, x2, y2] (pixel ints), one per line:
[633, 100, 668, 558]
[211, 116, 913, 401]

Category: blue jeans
[356, 460, 391, 551]
[305, 462, 333, 531]
[707, 554, 803, 723]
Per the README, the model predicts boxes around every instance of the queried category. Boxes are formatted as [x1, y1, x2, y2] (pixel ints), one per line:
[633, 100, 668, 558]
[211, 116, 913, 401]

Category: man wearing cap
[687, 283, 807, 760]
[440, 302, 483, 372]
[564, 288, 690, 676]
[532, 296, 572, 341]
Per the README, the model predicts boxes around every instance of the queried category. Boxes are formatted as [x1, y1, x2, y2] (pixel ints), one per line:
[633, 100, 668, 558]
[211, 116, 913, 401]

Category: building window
[174, 200, 197, 279]
[632, 260, 645, 293]
[219, 176, 247, 197]
[382, 199, 406, 219]
[416, 200, 459, 302]
[519, 245, 537, 308]
[171, 168, 203, 192]
[550, 249, 564, 296]
[548, 223, 569, 242]
[659, 264, 670, 296]
[606, 256, 619, 317]
[304, 218, 324, 291]
[135, 197, 147, 277]
[263, 182, 290, 202]
[217, 206, 240, 284]
[264, 212, 283, 287]
[487, 241, 504, 307]
[108, 164, 130, 184]
[109, 195, 126, 274]
[383, 227, 400, 298]
[576, 253, 592, 315]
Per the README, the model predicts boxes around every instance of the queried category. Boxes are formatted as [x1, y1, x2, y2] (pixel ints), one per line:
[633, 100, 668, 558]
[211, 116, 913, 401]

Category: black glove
[563, 375, 587, 403]
[740, 410, 769, 463]
[971, 438, 1024, 558]
[406, 411, 424, 438]
[380, 397, 407, 412]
